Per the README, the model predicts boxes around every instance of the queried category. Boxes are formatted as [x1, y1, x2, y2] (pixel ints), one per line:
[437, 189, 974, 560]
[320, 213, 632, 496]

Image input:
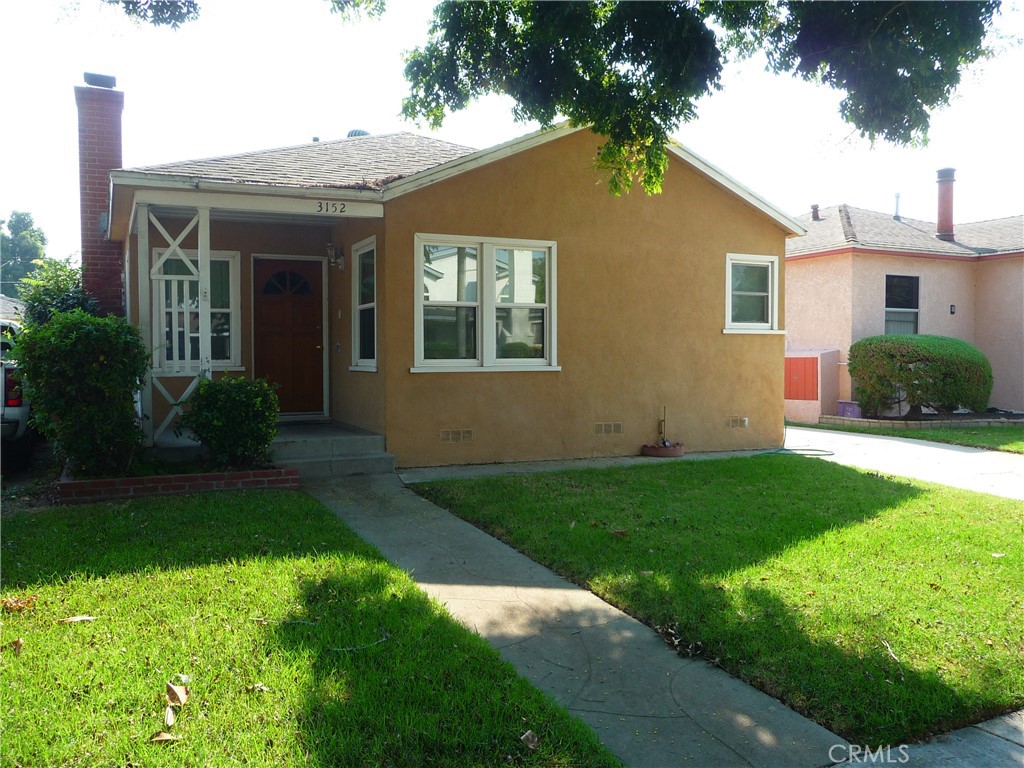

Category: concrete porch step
[271, 423, 396, 478]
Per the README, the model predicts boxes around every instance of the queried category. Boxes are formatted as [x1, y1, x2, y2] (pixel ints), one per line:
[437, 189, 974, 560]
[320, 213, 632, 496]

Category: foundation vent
[594, 422, 624, 436]
[440, 429, 474, 444]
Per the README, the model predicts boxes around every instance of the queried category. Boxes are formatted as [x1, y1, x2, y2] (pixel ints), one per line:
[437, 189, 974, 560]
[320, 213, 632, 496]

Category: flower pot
[641, 443, 685, 458]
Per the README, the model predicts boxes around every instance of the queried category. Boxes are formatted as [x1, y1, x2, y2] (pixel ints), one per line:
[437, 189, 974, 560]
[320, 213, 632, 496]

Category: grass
[414, 455, 1024, 746]
[790, 421, 1024, 454]
[0, 490, 619, 767]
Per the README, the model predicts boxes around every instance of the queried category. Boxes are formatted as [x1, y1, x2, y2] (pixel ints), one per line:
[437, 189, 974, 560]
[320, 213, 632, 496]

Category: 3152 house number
[316, 201, 347, 213]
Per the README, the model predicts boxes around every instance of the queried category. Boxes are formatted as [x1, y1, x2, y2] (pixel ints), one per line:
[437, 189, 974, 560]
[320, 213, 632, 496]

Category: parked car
[1, 319, 34, 469]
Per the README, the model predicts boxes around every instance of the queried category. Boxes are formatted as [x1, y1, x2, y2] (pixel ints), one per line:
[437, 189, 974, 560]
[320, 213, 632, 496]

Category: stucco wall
[785, 253, 854, 399]
[976, 255, 1024, 410]
[378, 129, 789, 467]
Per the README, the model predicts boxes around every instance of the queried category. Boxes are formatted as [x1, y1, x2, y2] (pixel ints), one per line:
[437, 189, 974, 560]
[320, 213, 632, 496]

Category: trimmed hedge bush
[848, 335, 993, 418]
[177, 376, 279, 469]
[15, 309, 149, 476]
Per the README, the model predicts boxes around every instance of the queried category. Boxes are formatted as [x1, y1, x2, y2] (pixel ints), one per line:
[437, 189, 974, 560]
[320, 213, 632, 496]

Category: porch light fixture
[327, 242, 344, 270]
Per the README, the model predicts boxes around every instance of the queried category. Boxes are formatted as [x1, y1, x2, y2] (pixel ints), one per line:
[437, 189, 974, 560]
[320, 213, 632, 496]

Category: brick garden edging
[820, 415, 1021, 430]
[58, 468, 300, 505]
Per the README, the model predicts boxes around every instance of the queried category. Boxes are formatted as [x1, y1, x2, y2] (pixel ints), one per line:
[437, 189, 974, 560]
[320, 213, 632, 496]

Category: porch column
[197, 206, 212, 379]
[136, 203, 154, 445]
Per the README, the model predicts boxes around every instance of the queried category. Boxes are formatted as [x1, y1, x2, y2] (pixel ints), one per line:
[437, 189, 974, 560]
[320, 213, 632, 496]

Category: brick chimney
[75, 73, 124, 315]
[936, 167, 955, 242]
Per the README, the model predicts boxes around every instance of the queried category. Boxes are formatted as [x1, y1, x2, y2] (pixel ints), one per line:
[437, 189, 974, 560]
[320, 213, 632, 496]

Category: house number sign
[316, 201, 347, 214]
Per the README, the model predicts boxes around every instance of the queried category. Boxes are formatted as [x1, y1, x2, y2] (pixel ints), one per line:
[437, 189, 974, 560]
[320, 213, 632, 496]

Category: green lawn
[791, 422, 1024, 454]
[414, 455, 1024, 746]
[0, 491, 619, 768]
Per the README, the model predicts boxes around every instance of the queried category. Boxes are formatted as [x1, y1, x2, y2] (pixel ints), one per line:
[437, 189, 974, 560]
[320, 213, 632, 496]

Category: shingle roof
[126, 132, 477, 190]
[787, 204, 1023, 258]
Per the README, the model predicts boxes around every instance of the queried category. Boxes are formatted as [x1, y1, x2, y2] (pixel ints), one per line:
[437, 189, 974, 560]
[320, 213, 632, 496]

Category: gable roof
[111, 124, 803, 235]
[787, 204, 1023, 258]
[125, 132, 477, 190]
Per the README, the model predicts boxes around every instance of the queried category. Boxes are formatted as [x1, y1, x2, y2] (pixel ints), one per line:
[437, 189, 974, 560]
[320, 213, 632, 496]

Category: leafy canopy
[113, 0, 1001, 194]
[1, 212, 47, 299]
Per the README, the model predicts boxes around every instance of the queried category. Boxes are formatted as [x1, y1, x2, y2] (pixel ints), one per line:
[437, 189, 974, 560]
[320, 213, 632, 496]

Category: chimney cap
[936, 167, 956, 181]
[810, 204, 820, 221]
[83, 72, 117, 89]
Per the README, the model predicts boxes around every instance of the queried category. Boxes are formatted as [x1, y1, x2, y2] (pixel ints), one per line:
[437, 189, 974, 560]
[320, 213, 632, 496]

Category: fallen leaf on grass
[1, 638, 24, 656]
[166, 682, 190, 707]
[2, 595, 37, 612]
[929, 583, 942, 591]
[58, 615, 97, 624]
[149, 731, 181, 744]
[991, 553, 1006, 558]
[520, 730, 539, 750]
[246, 682, 271, 694]
[164, 706, 176, 728]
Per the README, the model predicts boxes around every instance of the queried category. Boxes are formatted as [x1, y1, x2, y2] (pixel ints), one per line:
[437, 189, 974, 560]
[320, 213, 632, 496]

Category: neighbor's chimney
[936, 167, 955, 242]
[76, 73, 124, 316]
[811, 204, 820, 221]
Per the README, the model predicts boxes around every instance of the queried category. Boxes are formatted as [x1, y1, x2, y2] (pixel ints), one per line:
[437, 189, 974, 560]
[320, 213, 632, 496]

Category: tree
[1, 212, 48, 299]
[112, 0, 1002, 195]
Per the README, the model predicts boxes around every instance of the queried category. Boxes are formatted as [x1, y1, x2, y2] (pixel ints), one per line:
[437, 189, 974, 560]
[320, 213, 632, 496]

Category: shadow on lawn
[0, 489, 342, 588]
[269, 572, 615, 767]
[414, 455, 1006, 745]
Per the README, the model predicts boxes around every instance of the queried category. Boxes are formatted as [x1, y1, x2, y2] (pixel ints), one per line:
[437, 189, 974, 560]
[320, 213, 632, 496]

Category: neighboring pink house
[784, 169, 1023, 421]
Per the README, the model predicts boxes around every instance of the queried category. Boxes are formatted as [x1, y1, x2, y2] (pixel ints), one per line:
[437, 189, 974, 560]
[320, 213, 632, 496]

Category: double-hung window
[152, 249, 239, 370]
[724, 253, 780, 333]
[351, 237, 377, 370]
[414, 234, 557, 370]
[884, 275, 919, 334]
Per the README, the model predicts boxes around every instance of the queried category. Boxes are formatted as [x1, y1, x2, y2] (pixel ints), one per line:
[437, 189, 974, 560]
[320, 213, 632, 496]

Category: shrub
[848, 335, 993, 418]
[177, 376, 279, 469]
[18, 258, 101, 325]
[14, 309, 149, 476]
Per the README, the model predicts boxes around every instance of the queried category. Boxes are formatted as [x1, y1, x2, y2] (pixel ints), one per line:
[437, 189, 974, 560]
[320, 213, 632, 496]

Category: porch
[153, 422, 395, 478]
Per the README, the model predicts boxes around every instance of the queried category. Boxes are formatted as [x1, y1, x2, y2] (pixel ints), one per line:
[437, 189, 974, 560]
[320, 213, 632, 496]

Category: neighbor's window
[153, 249, 239, 369]
[725, 253, 779, 332]
[415, 234, 557, 370]
[885, 274, 919, 334]
[351, 237, 377, 369]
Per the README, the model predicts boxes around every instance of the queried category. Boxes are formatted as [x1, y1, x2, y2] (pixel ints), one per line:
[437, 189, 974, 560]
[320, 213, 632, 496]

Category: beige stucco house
[78, 77, 804, 469]
[784, 170, 1023, 421]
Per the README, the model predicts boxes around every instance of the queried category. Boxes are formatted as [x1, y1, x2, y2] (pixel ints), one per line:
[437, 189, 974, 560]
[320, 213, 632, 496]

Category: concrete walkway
[306, 472, 847, 767]
[306, 428, 1024, 767]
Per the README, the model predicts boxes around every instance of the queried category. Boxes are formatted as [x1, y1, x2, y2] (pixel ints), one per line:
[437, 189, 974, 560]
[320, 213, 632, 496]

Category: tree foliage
[113, 0, 1002, 195]
[1, 212, 47, 299]
[18, 257, 101, 325]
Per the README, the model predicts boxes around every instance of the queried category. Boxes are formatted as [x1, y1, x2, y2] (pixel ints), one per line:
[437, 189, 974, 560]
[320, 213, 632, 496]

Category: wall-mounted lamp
[326, 242, 345, 270]
[950, 304, 956, 315]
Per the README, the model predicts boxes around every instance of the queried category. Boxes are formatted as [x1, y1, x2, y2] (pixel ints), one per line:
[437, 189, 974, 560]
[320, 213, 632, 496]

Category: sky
[2, 0, 1022, 264]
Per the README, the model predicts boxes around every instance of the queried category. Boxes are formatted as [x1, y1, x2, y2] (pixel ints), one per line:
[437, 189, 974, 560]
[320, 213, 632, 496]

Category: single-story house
[77, 75, 804, 469]
[784, 170, 1023, 421]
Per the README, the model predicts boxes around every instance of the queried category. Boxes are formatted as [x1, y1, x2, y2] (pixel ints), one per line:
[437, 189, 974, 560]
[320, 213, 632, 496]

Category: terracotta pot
[641, 443, 685, 458]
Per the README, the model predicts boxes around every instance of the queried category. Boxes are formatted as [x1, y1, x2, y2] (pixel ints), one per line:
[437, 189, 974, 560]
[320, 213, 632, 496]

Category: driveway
[784, 426, 1024, 501]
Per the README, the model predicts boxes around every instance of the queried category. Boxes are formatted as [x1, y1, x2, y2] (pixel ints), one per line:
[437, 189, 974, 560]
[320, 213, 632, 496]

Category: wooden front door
[254, 258, 325, 415]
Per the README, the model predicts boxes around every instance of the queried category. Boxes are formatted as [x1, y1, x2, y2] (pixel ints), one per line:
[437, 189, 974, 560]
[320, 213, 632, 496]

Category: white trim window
[152, 249, 240, 371]
[414, 234, 558, 371]
[351, 237, 377, 370]
[884, 274, 920, 334]
[724, 253, 781, 333]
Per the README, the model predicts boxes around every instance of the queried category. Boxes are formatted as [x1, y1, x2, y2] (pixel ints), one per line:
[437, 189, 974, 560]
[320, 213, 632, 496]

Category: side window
[351, 237, 377, 369]
[725, 253, 779, 332]
[885, 275, 919, 334]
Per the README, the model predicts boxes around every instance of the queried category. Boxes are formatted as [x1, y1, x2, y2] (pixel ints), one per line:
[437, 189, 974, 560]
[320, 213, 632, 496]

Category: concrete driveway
[783, 425, 1024, 501]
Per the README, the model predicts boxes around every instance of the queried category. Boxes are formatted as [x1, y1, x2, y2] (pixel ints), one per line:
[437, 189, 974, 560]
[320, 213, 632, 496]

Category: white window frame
[723, 253, 783, 334]
[152, 248, 241, 372]
[351, 236, 378, 371]
[412, 233, 559, 372]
